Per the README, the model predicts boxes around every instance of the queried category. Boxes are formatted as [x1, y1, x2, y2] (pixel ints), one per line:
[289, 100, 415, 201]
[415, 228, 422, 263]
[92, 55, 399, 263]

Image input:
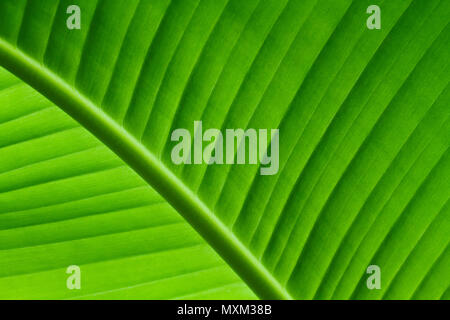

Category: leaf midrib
[0, 37, 292, 300]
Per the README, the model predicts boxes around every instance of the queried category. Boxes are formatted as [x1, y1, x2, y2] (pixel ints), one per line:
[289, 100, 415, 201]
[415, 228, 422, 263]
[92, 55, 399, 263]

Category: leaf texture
[0, 0, 448, 299]
[0, 68, 255, 299]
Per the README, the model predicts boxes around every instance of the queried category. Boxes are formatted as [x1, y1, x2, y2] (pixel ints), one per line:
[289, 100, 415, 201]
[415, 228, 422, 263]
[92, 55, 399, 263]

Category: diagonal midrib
[0, 37, 292, 300]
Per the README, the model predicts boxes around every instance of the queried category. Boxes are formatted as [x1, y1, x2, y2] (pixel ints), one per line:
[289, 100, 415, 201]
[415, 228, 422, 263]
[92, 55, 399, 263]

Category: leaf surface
[0, 0, 449, 299]
[0, 68, 255, 299]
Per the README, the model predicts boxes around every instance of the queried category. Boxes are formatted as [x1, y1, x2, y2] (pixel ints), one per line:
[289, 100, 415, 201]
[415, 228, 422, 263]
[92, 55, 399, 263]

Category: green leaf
[0, 67, 256, 299]
[0, 0, 449, 299]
